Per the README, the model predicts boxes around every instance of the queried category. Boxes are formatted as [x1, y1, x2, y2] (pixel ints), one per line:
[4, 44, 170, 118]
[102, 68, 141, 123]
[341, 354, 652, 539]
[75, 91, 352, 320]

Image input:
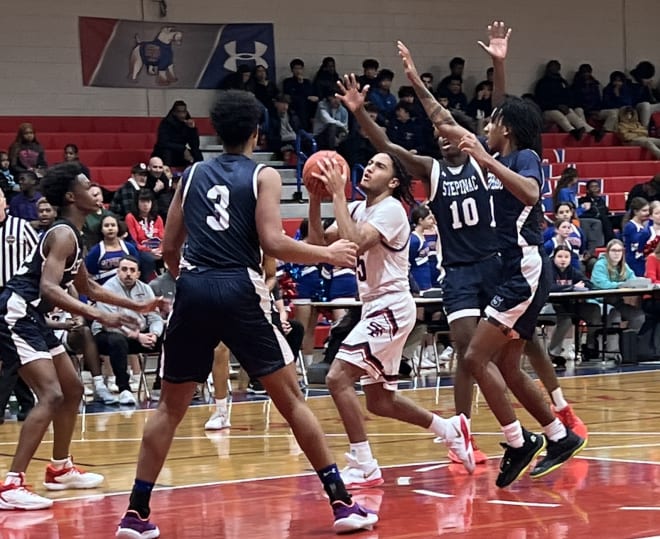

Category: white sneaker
[150, 389, 161, 402]
[340, 453, 384, 489]
[83, 386, 94, 397]
[439, 346, 454, 363]
[94, 385, 119, 405]
[129, 375, 140, 393]
[435, 414, 475, 474]
[118, 390, 137, 406]
[204, 410, 231, 430]
[44, 458, 104, 490]
[106, 377, 119, 393]
[0, 482, 53, 510]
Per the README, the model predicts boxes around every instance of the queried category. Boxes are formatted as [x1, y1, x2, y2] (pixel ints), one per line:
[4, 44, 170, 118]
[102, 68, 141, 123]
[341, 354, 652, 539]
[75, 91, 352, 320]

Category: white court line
[488, 500, 560, 508]
[414, 464, 449, 473]
[412, 489, 453, 498]
[620, 507, 660, 511]
[582, 442, 660, 451]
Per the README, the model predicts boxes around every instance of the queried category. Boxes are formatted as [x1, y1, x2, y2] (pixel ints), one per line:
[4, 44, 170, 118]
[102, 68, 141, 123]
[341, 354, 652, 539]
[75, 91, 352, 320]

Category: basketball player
[0, 162, 157, 510]
[307, 152, 475, 490]
[116, 90, 376, 538]
[398, 21, 586, 488]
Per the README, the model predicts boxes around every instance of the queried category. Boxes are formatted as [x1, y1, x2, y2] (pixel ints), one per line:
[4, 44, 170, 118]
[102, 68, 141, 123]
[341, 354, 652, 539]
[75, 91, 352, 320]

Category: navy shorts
[441, 254, 502, 323]
[484, 246, 551, 340]
[0, 289, 65, 369]
[162, 267, 294, 383]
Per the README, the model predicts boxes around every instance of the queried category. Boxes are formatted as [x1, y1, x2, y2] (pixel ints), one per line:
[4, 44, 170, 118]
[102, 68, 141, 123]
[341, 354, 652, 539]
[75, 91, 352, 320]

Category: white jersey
[348, 197, 410, 303]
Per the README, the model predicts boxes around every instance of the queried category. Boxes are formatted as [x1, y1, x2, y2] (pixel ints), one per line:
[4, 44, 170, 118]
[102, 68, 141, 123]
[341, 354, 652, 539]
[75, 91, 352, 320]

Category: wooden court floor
[1, 369, 660, 538]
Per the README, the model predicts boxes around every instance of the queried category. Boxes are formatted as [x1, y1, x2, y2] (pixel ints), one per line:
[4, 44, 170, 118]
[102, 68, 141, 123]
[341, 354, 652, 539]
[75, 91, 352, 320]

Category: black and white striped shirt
[0, 214, 39, 288]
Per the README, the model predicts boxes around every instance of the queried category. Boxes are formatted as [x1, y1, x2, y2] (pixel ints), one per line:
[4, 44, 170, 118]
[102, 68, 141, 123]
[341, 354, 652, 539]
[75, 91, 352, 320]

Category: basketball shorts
[0, 289, 65, 369]
[335, 291, 416, 390]
[484, 246, 551, 340]
[162, 267, 294, 383]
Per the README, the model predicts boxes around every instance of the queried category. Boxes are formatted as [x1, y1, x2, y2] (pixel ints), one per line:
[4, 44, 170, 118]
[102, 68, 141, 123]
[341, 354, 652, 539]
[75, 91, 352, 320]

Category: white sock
[543, 418, 567, 442]
[349, 441, 373, 463]
[215, 397, 228, 414]
[428, 414, 449, 438]
[551, 388, 569, 411]
[4, 472, 23, 486]
[93, 375, 105, 389]
[502, 420, 524, 448]
[51, 456, 70, 471]
[303, 354, 314, 366]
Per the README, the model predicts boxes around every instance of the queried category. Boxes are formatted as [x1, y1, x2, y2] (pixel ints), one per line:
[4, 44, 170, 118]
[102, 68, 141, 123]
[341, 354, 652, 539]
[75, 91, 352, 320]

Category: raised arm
[337, 74, 434, 182]
[477, 21, 512, 107]
[397, 41, 471, 145]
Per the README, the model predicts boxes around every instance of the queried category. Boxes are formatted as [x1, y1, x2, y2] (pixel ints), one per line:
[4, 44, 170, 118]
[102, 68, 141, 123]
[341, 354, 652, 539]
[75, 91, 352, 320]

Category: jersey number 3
[206, 185, 230, 231]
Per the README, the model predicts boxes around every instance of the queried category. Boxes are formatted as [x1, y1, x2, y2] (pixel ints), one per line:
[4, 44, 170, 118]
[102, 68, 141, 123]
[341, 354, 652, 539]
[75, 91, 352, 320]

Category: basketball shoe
[530, 428, 587, 479]
[339, 454, 384, 489]
[332, 500, 378, 533]
[43, 457, 104, 491]
[496, 428, 546, 488]
[553, 405, 588, 440]
[0, 473, 53, 510]
[448, 435, 487, 465]
[435, 414, 475, 474]
[204, 410, 231, 430]
[115, 510, 160, 539]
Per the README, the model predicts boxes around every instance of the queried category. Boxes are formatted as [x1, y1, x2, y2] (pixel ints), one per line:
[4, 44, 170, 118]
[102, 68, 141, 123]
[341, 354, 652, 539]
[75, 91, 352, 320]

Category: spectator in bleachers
[642, 201, 660, 258]
[0, 150, 18, 200]
[591, 239, 645, 331]
[247, 65, 279, 114]
[546, 245, 600, 363]
[548, 202, 588, 261]
[617, 106, 660, 160]
[312, 57, 340, 101]
[156, 166, 178, 222]
[367, 69, 397, 126]
[83, 183, 114, 250]
[8, 122, 47, 176]
[544, 219, 580, 269]
[629, 61, 660, 129]
[602, 71, 635, 111]
[338, 103, 379, 168]
[534, 60, 602, 141]
[91, 256, 164, 406]
[579, 179, 614, 243]
[357, 58, 379, 91]
[436, 56, 465, 95]
[110, 162, 149, 218]
[486, 66, 494, 83]
[85, 214, 140, 285]
[420, 72, 434, 93]
[125, 189, 164, 282]
[467, 81, 493, 121]
[571, 64, 618, 134]
[219, 64, 251, 90]
[62, 144, 91, 179]
[387, 101, 425, 154]
[9, 170, 41, 221]
[409, 205, 434, 292]
[445, 77, 469, 113]
[282, 58, 318, 131]
[312, 92, 349, 150]
[152, 101, 203, 168]
[622, 196, 651, 276]
[626, 174, 660, 210]
[31, 197, 55, 237]
[267, 94, 301, 159]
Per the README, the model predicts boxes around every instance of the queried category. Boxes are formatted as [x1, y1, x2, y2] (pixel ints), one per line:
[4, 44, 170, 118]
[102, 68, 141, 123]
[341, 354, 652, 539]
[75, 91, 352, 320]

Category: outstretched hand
[311, 158, 348, 198]
[397, 41, 422, 85]
[477, 21, 512, 62]
[336, 74, 369, 113]
[326, 239, 358, 268]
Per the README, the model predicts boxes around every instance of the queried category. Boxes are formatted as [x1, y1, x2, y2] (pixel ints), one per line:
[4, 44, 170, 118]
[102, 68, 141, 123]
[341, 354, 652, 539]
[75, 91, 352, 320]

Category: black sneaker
[496, 428, 546, 488]
[530, 429, 586, 479]
[247, 380, 267, 395]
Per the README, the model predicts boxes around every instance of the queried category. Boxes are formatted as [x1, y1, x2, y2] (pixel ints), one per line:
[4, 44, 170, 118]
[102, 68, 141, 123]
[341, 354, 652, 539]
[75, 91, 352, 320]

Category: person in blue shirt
[367, 69, 397, 126]
[408, 205, 434, 292]
[544, 219, 580, 269]
[622, 196, 651, 276]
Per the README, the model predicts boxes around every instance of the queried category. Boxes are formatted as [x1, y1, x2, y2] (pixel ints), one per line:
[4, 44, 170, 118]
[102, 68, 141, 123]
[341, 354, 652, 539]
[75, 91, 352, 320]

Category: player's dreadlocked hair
[490, 96, 543, 156]
[385, 152, 416, 207]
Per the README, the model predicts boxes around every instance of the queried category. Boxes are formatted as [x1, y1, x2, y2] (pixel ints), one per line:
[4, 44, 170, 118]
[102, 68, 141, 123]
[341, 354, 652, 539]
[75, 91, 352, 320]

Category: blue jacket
[591, 254, 635, 289]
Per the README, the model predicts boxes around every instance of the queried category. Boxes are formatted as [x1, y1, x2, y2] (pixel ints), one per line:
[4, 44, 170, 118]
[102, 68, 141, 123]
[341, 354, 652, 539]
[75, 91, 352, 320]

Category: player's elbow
[260, 232, 287, 259]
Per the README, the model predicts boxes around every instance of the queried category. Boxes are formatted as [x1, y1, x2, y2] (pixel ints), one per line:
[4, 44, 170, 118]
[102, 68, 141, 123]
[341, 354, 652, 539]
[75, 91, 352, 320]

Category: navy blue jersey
[6, 219, 83, 313]
[427, 156, 497, 266]
[181, 155, 264, 273]
[485, 146, 544, 253]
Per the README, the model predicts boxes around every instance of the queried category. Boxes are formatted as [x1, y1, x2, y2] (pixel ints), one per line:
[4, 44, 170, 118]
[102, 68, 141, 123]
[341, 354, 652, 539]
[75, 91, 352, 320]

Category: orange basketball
[302, 151, 349, 198]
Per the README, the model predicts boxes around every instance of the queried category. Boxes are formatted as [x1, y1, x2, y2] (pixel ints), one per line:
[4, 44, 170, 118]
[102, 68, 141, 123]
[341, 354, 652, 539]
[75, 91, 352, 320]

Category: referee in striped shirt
[0, 190, 39, 423]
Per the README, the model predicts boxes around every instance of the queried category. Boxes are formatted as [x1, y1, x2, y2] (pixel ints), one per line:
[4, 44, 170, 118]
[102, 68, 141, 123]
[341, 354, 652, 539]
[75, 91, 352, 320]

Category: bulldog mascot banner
[79, 17, 275, 88]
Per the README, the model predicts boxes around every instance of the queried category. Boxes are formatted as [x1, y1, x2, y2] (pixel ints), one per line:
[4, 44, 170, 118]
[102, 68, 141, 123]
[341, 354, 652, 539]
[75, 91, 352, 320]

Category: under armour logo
[223, 41, 269, 71]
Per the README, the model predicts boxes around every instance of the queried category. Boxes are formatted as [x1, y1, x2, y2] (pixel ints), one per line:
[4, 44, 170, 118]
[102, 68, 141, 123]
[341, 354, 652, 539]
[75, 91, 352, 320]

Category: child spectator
[387, 102, 425, 154]
[268, 94, 301, 159]
[312, 57, 340, 102]
[578, 180, 614, 243]
[409, 205, 434, 292]
[85, 214, 140, 285]
[0, 150, 18, 200]
[467, 81, 493, 120]
[8, 122, 47, 176]
[32, 197, 56, 237]
[313, 93, 349, 150]
[367, 69, 397, 125]
[546, 202, 587, 258]
[544, 219, 580, 269]
[617, 106, 660, 159]
[125, 189, 164, 282]
[357, 58, 379, 91]
[9, 170, 41, 221]
[62, 144, 91, 179]
[622, 196, 651, 276]
[282, 58, 318, 131]
[83, 183, 114, 250]
[152, 101, 203, 167]
[602, 71, 635, 111]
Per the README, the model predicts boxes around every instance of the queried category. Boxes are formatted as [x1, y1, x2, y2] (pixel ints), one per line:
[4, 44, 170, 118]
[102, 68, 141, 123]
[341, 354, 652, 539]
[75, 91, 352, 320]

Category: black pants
[95, 331, 162, 393]
[0, 360, 35, 415]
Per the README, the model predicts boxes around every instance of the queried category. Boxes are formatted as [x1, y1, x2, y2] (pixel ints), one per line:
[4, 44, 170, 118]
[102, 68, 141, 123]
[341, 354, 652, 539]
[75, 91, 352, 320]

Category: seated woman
[152, 100, 203, 167]
[546, 202, 590, 270]
[62, 144, 91, 179]
[125, 189, 164, 282]
[546, 245, 601, 364]
[622, 196, 651, 276]
[617, 106, 660, 160]
[8, 122, 47, 176]
[85, 214, 139, 285]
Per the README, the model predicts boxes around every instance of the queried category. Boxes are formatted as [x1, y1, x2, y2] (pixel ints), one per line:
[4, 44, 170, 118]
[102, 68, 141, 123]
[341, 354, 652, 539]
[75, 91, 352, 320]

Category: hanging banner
[79, 17, 275, 88]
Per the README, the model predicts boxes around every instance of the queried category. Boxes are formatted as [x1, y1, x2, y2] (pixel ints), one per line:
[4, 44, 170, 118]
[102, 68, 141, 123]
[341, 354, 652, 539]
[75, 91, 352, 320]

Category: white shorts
[335, 291, 416, 390]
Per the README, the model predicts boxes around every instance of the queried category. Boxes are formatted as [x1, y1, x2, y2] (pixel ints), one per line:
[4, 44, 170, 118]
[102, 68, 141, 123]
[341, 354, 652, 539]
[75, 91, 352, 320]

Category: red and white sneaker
[449, 435, 488, 465]
[340, 454, 384, 490]
[553, 405, 588, 441]
[435, 414, 475, 474]
[44, 457, 104, 491]
[0, 474, 53, 510]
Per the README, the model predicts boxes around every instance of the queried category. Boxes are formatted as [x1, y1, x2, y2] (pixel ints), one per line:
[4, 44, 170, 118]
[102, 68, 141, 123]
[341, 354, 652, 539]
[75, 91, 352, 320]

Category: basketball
[302, 151, 349, 198]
